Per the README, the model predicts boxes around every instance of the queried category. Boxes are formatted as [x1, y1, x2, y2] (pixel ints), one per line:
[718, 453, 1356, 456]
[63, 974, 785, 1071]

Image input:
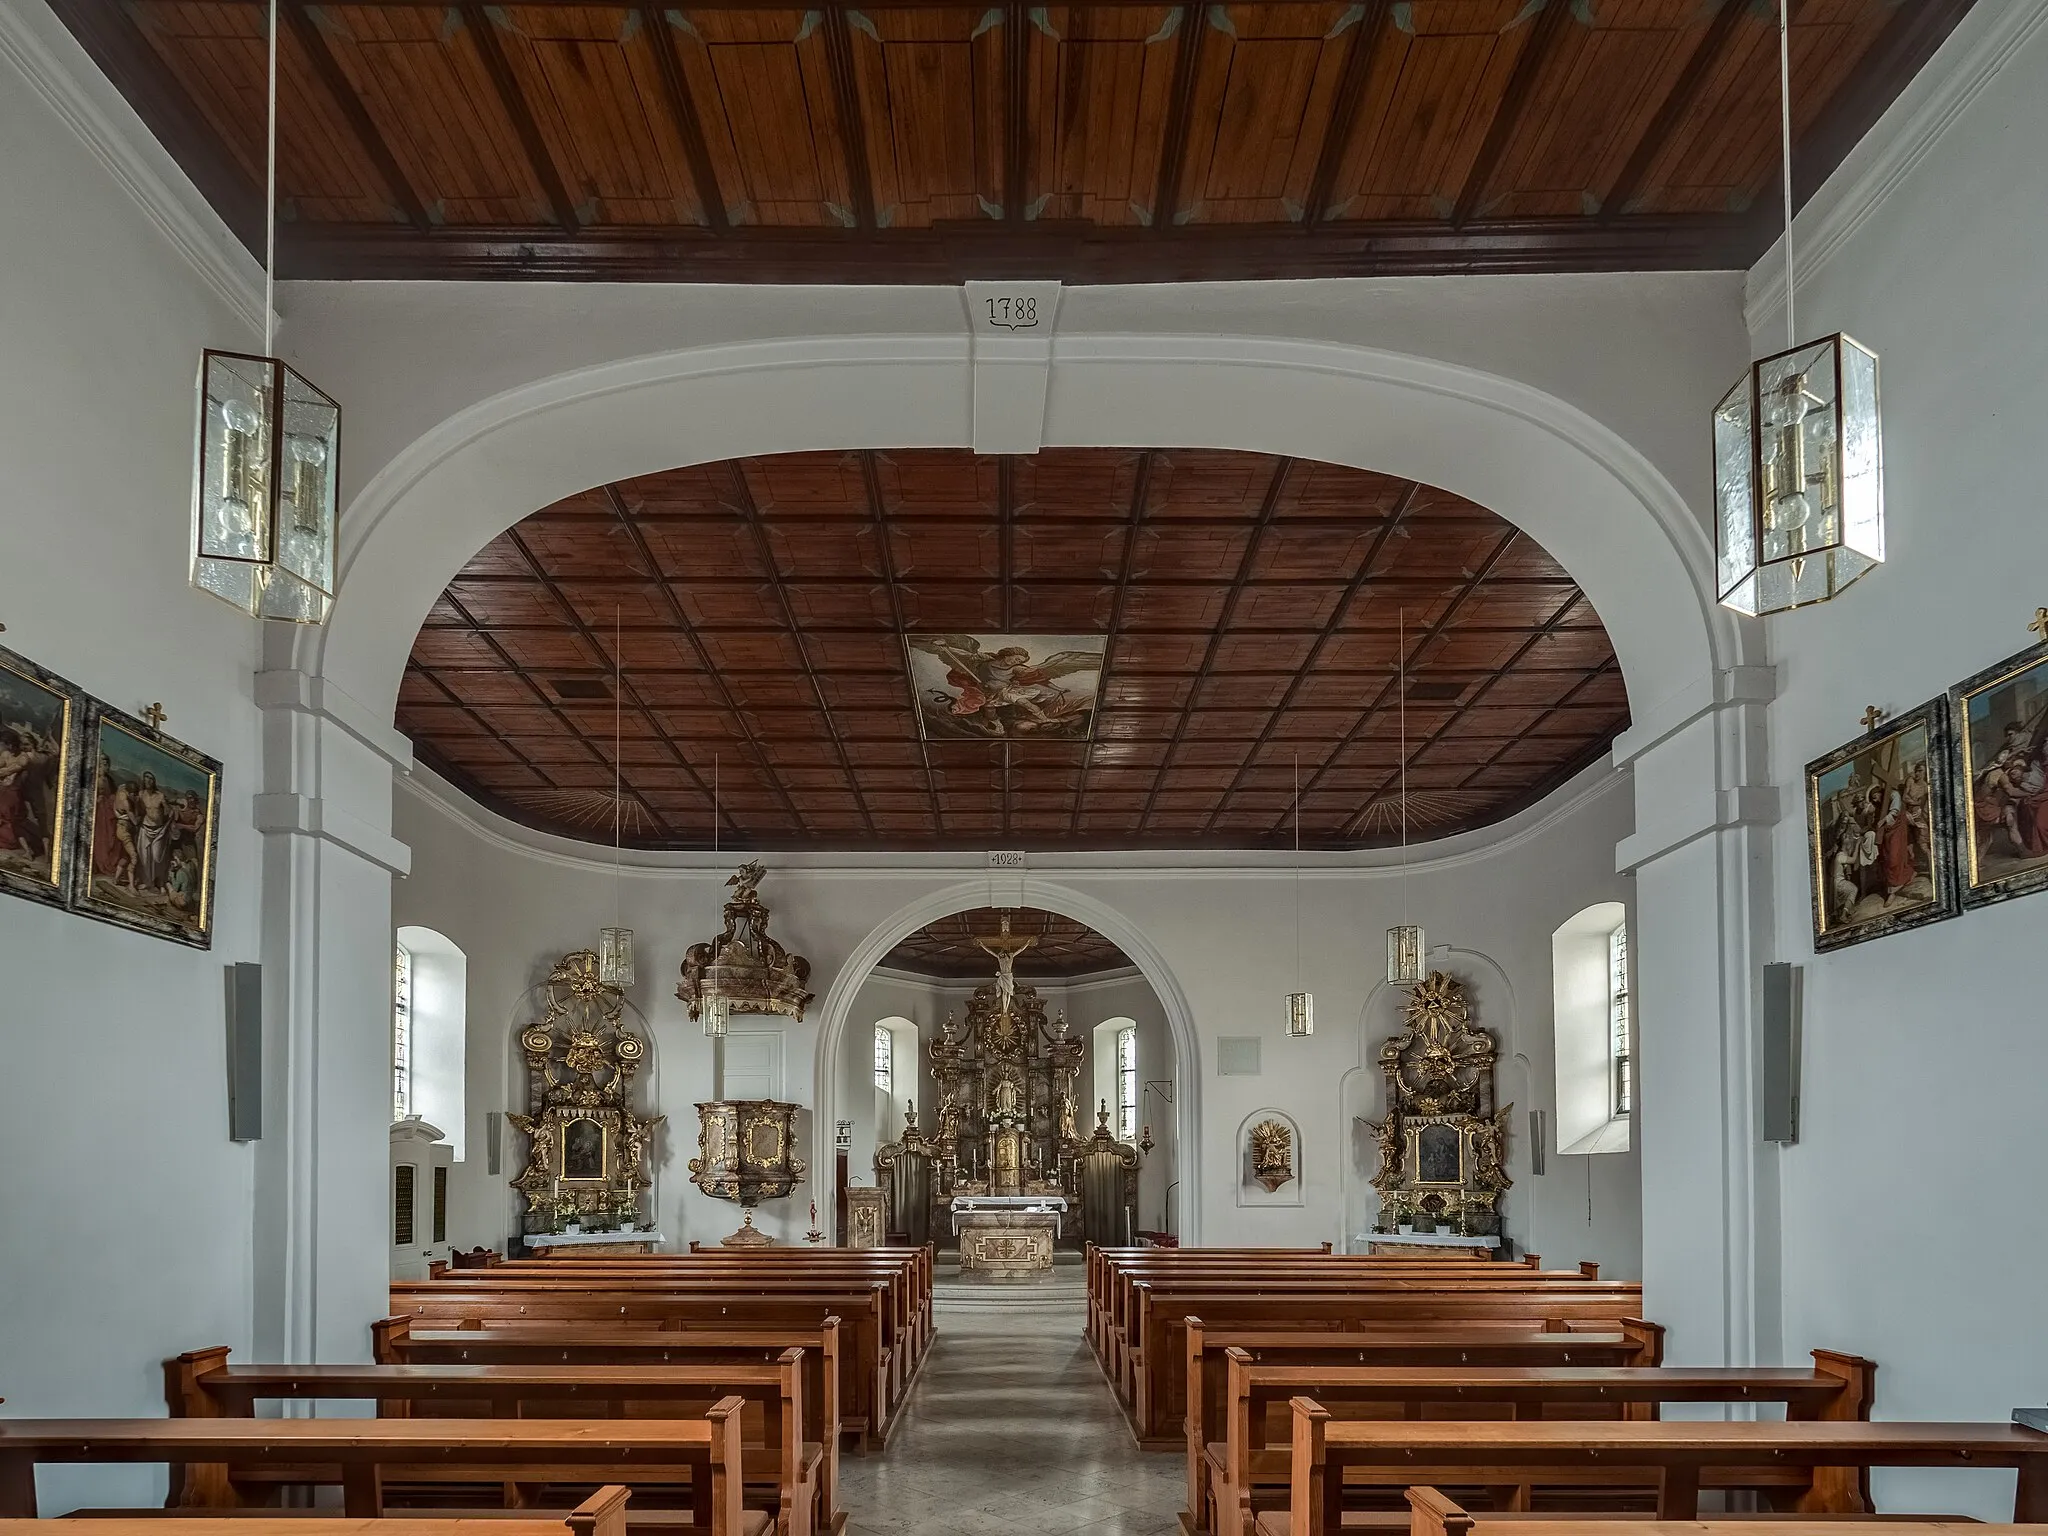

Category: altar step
[932, 1250, 1086, 1305]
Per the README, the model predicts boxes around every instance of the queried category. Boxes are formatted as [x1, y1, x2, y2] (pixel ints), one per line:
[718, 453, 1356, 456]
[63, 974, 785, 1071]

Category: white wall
[394, 756, 1640, 1272]
[1745, 4, 2048, 1514]
[0, 10, 270, 1510]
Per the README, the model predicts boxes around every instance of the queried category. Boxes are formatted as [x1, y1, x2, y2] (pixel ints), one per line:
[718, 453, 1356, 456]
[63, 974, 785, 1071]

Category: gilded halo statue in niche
[1248, 1119, 1295, 1193]
[509, 950, 663, 1236]
[1362, 971, 1511, 1237]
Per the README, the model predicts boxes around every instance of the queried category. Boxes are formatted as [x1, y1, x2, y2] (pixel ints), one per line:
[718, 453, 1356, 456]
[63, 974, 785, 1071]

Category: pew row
[1190, 1351, 1876, 1536]
[1269, 1401, 2048, 1536]
[164, 1347, 837, 1536]
[34, 1485, 633, 1536]
[386, 1284, 901, 1449]
[0, 1411, 757, 1536]
[1121, 1284, 1649, 1445]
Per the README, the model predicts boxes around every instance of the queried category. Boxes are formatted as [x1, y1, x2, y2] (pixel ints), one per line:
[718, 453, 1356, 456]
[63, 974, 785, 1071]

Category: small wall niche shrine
[509, 950, 662, 1244]
[1363, 972, 1511, 1242]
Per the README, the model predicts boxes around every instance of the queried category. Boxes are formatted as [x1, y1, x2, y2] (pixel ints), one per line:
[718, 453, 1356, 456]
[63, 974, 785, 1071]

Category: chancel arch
[819, 888, 1190, 1248]
[264, 315, 1765, 1358]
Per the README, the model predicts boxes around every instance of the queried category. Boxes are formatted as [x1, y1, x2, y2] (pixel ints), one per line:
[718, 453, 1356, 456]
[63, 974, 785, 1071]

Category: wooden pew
[395, 1274, 913, 1408]
[1125, 1283, 1647, 1443]
[1272, 1399, 2048, 1536]
[465, 1253, 932, 1362]
[1087, 1248, 1337, 1353]
[368, 1316, 840, 1506]
[164, 1349, 836, 1536]
[1198, 1351, 1876, 1536]
[1106, 1269, 1609, 1393]
[1094, 1258, 1599, 1384]
[387, 1284, 894, 1449]
[33, 1485, 632, 1536]
[0, 1409, 755, 1536]
[1181, 1323, 1668, 1520]
[1399, 1486, 2015, 1536]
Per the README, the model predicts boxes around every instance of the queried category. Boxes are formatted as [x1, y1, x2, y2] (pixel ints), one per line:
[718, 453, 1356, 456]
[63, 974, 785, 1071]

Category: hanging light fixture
[1285, 752, 1313, 1037]
[1714, 0, 1882, 617]
[597, 607, 636, 988]
[1386, 610, 1425, 986]
[191, 0, 341, 625]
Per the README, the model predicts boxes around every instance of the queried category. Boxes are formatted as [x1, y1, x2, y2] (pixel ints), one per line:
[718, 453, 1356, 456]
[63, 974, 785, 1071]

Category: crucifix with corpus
[974, 910, 1036, 1018]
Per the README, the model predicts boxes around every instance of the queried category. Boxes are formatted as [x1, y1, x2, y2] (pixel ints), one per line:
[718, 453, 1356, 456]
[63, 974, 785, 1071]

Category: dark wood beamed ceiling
[881, 907, 1132, 979]
[54, 0, 1974, 284]
[398, 447, 1631, 851]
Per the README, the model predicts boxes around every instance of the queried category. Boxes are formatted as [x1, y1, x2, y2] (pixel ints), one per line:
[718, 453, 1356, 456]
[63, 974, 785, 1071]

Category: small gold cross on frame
[141, 702, 168, 732]
[2030, 607, 2048, 645]
[1860, 705, 1887, 734]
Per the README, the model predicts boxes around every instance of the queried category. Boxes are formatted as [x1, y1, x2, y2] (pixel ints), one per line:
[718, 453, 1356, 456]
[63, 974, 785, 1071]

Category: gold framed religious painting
[1950, 639, 2048, 910]
[1805, 698, 1961, 951]
[904, 634, 1105, 740]
[0, 641, 85, 913]
[70, 702, 221, 948]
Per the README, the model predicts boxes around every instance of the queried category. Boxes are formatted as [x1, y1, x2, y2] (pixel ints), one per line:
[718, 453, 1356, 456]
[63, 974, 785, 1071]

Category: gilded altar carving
[1362, 972, 1511, 1237]
[509, 950, 662, 1236]
[1248, 1118, 1295, 1192]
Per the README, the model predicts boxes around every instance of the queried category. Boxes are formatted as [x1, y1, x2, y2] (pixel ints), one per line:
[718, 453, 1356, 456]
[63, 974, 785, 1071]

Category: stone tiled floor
[838, 1295, 1184, 1536]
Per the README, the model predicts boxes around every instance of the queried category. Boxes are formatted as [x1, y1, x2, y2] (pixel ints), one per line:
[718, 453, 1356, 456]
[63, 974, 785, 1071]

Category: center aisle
[840, 1295, 1185, 1536]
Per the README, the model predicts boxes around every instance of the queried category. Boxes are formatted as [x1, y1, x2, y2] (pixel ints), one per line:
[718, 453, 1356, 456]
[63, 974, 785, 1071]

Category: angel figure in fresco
[909, 636, 1100, 737]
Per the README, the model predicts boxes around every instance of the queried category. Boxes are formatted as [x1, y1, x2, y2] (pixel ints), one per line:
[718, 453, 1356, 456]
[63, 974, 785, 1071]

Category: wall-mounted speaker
[485, 1111, 503, 1176]
[225, 962, 263, 1142]
[1528, 1109, 1547, 1176]
[1760, 962, 1802, 1145]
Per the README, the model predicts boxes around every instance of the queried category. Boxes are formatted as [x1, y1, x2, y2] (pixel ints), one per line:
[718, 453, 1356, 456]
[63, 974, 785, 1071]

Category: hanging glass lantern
[1386, 923, 1425, 985]
[1715, 334, 1882, 616]
[597, 927, 636, 989]
[701, 989, 730, 1039]
[1285, 991, 1313, 1038]
[192, 349, 340, 624]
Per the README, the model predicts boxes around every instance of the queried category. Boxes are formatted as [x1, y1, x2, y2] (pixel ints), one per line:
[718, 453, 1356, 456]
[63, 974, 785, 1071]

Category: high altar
[875, 914, 1142, 1275]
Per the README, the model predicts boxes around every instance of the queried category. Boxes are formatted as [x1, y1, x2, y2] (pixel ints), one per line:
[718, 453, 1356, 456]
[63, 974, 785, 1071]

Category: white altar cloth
[951, 1194, 1067, 1237]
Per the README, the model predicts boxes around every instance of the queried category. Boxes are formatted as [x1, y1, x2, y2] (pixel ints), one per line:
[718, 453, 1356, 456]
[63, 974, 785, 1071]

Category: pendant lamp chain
[703, 752, 728, 1038]
[1778, 0, 1795, 350]
[1386, 608, 1424, 985]
[190, 0, 342, 624]
[1286, 751, 1312, 1037]
[264, 0, 277, 357]
[1710, 0, 1884, 617]
[597, 605, 635, 987]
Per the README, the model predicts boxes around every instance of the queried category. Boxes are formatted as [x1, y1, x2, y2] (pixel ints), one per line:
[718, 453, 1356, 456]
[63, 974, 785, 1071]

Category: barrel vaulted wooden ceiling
[56, 0, 1972, 283]
[881, 907, 1133, 978]
[398, 448, 1630, 850]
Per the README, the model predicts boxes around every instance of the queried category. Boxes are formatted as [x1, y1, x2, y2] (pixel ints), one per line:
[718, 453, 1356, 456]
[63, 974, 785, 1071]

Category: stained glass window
[1608, 922, 1632, 1117]
[873, 1024, 893, 1094]
[1116, 1025, 1137, 1143]
[393, 943, 414, 1121]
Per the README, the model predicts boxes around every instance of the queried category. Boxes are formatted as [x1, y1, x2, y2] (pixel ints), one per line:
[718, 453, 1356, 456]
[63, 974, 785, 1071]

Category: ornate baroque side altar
[509, 951, 664, 1252]
[1361, 971, 1510, 1254]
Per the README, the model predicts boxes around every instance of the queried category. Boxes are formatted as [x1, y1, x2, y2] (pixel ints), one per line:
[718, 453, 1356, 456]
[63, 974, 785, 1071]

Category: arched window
[394, 926, 469, 1159]
[1091, 1017, 1139, 1140]
[1551, 903, 1631, 1155]
[873, 1023, 893, 1094]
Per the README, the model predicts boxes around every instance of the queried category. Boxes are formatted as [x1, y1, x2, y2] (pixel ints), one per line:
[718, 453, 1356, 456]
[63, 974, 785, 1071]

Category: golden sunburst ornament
[508, 788, 659, 836]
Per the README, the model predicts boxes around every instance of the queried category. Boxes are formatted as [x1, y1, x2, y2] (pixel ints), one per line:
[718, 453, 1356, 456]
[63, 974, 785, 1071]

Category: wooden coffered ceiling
[55, 0, 1972, 283]
[398, 447, 1630, 850]
[880, 906, 1133, 978]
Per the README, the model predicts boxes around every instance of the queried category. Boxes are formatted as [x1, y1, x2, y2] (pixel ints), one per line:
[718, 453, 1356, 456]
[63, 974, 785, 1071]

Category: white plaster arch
[806, 878, 1203, 1243]
[292, 331, 1741, 729]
